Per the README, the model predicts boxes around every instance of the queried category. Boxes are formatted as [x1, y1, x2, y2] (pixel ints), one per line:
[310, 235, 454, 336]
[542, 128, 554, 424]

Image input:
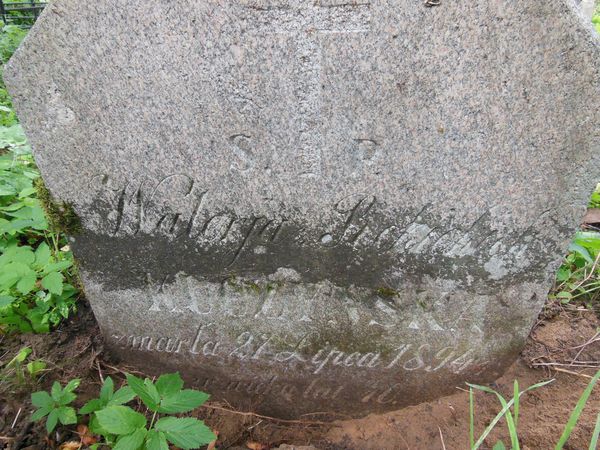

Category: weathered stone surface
[5, 0, 600, 418]
[578, 0, 597, 19]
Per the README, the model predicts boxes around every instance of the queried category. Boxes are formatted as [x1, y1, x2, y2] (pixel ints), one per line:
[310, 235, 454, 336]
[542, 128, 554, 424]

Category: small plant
[0, 240, 78, 332]
[468, 370, 600, 450]
[553, 183, 600, 308]
[30, 373, 216, 449]
[79, 376, 136, 440]
[31, 379, 80, 433]
[0, 126, 79, 333]
[1, 346, 46, 389]
[553, 231, 600, 307]
[93, 373, 214, 449]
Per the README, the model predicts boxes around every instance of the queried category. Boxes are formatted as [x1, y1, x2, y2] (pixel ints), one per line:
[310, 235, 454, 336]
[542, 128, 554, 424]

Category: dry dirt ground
[1, 301, 599, 450]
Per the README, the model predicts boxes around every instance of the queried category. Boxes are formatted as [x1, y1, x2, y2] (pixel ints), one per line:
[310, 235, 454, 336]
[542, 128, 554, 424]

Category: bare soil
[1, 301, 599, 450]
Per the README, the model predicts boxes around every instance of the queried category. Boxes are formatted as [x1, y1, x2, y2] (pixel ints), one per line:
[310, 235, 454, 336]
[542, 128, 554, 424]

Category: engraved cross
[242, 0, 372, 178]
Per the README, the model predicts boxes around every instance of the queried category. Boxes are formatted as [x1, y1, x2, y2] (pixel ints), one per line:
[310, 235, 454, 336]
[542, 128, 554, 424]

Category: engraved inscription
[112, 329, 481, 377]
[230, 134, 255, 172]
[87, 172, 564, 281]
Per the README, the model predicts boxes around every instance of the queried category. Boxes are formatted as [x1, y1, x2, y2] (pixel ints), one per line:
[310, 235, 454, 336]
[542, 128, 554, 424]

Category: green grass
[469, 371, 600, 450]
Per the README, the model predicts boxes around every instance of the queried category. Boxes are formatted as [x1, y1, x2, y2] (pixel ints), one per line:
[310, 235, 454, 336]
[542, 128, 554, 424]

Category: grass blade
[496, 396, 519, 450]
[478, 388, 519, 450]
[555, 370, 600, 450]
[469, 379, 554, 450]
[472, 397, 515, 450]
[470, 387, 475, 449]
[589, 412, 600, 450]
[514, 380, 520, 429]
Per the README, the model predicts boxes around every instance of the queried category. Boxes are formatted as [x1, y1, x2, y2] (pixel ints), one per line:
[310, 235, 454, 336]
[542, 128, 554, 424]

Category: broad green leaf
[100, 377, 115, 403]
[146, 430, 169, 450]
[41, 271, 64, 295]
[18, 187, 37, 198]
[493, 442, 507, 450]
[114, 428, 147, 450]
[30, 406, 51, 422]
[9, 247, 35, 265]
[34, 242, 51, 268]
[88, 414, 109, 437]
[110, 386, 136, 406]
[0, 246, 27, 259]
[126, 374, 159, 410]
[569, 242, 594, 264]
[96, 405, 147, 435]
[16, 269, 37, 294]
[155, 373, 184, 397]
[41, 260, 72, 274]
[46, 408, 59, 433]
[30, 316, 50, 333]
[56, 406, 77, 425]
[79, 399, 104, 415]
[556, 291, 573, 300]
[31, 391, 53, 409]
[50, 381, 62, 402]
[0, 265, 24, 290]
[58, 391, 77, 406]
[0, 124, 26, 146]
[0, 185, 16, 196]
[555, 266, 571, 282]
[144, 378, 161, 404]
[155, 417, 216, 449]
[64, 378, 81, 393]
[6, 206, 37, 220]
[158, 390, 210, 414]
[0, 294, 15, 308]
[572, 231, 600, 250]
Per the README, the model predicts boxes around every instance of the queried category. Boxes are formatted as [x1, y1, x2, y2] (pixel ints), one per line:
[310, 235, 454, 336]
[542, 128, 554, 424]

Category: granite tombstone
[5, 0, 600, 418]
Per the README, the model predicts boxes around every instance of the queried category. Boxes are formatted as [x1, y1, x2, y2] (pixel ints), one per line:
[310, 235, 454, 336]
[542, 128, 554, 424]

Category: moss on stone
[377, 287, 399, 298]
[225, 275, 282, 295]
[34, 177, 82, 235]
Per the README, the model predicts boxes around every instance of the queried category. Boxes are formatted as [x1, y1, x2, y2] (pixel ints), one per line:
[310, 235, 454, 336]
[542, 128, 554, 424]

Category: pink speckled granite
[5, 0, 600, 418]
